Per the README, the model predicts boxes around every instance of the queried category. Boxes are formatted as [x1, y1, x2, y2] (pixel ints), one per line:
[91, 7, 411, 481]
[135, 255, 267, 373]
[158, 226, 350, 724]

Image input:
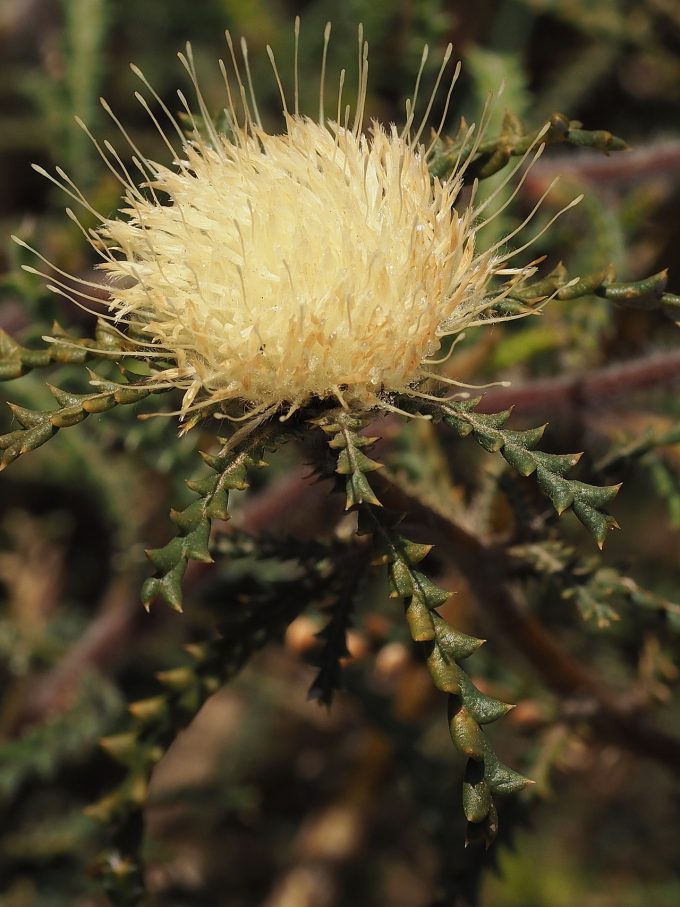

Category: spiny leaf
[0, 381, 154, 470]
[431, 400, 620, 546]
[507, 261, 679, 324]
[308, 561, 363, 707]
[429, 111, 627, 183]
[0, 319, 126, 381]
[142, 446, 266, 612]
[433, 613, 485, 660]
[321, 409, 527, 843]
[319, 411, 383, 509]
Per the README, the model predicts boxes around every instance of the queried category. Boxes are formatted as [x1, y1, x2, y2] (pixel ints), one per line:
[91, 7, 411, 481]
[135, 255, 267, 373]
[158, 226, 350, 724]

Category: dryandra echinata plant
[8, 18, 678, 903]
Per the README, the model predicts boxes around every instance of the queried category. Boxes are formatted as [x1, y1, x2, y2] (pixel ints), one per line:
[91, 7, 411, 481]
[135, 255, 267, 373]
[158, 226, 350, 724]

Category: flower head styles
[102, 118, 490, 413]
[20, 21, 555, 422]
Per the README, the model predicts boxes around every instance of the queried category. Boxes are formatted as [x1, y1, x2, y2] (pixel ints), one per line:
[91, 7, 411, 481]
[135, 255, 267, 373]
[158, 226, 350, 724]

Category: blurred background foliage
[0, 0, 679, 905]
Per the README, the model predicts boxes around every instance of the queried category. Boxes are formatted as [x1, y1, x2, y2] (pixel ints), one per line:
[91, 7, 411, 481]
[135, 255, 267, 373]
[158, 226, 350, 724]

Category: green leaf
[0, 381, 154, 470]
[321, 408, 523, 845]
[433, 399, 619, 545]
[142, 447, 266, 611]
[487, 761, 531, 796]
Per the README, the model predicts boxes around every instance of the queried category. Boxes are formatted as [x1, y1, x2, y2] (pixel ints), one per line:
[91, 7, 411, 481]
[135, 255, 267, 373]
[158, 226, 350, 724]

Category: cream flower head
[21, 21, 559, 423]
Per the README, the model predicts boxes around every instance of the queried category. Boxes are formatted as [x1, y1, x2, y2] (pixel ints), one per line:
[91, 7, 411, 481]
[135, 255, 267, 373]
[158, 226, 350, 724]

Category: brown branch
[9, 465, 336, 732]
[9, 576, 140, 730]
[0, 301, 30, 336]
[476, 350, 680, 419]
[525, 139, 680, 192]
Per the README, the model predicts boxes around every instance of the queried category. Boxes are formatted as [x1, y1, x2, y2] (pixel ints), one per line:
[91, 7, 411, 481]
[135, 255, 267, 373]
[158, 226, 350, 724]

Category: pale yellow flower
[18, 22, 562, 423]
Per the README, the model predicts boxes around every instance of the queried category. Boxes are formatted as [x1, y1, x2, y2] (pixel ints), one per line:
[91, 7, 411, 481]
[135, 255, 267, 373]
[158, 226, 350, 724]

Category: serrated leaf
[146, 537, 186, 574]
[466, 800, 499, 847]
[205, 487, 231, 521]
[170, 500, 205, 531]
[143, 449, 264, 611]
[182, 522, 213, 564]
[568, 585, 620, 627]
[1, 382, 154, 468]
[20, 421, 57, 453]
[443, 413, 475, 437]
[388, 557, 415, 598]
[336, 446, 382, 475]
[473, 426, 504, 452]
[399, 539, 433, 564]
[571, 480, 621, 508]
[472, 410, 514, 430]
[50, 405, 88, 428]
[532, 450, 582, 476]
[7, 403, 46, 428]
[99, 733, 139, 766]
[502, 425, 547, 448]
[432, 399, 618, 545]
[186, 475, 217, 496]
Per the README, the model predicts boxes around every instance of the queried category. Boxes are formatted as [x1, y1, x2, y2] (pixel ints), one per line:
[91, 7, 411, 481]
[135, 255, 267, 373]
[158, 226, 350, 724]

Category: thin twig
[476, 350, 680, 418]
[525, 138, 680, 191]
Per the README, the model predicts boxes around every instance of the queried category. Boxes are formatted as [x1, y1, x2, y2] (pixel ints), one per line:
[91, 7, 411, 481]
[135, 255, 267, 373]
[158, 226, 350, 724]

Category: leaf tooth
[346, 470, 381, 509]
[572, 500, 619, 549]
[432, 614, 484, 659]
[399, 539, 433, 565]
[50, 405, 87, 428]
[47, 383, 82, 407]
[7, 402, 46, 429]
[536, 467, 574, 514]
[20, 422, 56, 454]
[502, 424, 547, 449]
[487, 761, 533, 795]
[82, 392, 116, 414]
[128, 695, 168, 723]
[501, 441, 537, 476]
[113, 385, 149, 404]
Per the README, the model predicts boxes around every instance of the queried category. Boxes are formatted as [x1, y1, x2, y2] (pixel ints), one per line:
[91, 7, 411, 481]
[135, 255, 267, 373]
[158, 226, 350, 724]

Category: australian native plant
[1, 17, 679, 907]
